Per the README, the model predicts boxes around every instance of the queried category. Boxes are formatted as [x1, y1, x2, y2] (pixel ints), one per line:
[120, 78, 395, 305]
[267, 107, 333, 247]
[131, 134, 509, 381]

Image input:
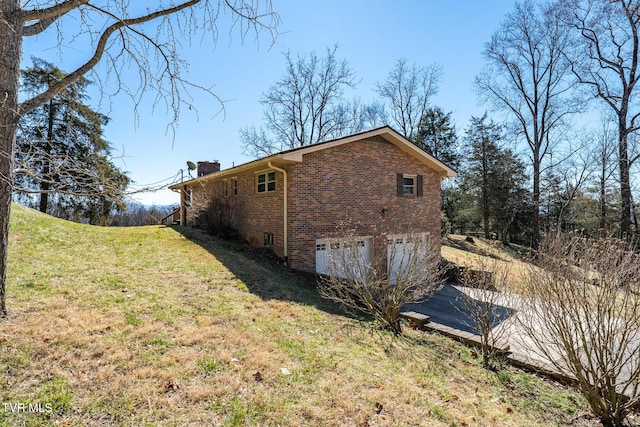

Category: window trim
[397, 173, 424, 197]
[264, 232, 274, 246]
[256, 170, 276, 193]
[232, 178, 238, 196]
[223, 179, 229, 197]
[402, 174, 417, 196]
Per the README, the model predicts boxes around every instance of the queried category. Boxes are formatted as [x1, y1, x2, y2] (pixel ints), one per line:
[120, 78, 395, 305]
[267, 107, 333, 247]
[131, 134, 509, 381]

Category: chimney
[197, 161, 220, 177]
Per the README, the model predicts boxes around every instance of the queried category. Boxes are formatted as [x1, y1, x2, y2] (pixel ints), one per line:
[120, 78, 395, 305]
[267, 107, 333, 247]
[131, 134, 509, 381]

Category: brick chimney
[197, 161, 220, 177]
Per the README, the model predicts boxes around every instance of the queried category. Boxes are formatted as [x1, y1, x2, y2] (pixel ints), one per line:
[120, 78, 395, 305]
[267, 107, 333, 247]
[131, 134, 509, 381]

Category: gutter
[268, 161, 288, 266]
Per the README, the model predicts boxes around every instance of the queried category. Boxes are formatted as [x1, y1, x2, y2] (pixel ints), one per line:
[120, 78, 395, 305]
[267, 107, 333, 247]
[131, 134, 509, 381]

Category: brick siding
[187, 169, 286, 257]
[185, 135, 442, 272]
[288, 137, 441, 272]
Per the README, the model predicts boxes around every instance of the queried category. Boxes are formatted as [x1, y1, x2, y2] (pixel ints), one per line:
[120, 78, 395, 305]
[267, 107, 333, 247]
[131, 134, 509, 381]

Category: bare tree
[375, 58, 442, 139]
[518, 231, 640, 427]
[318, 224, 444, 335]
[110, 203, 175, 226]
[0, 0, 279, 317]
[558, 0, 640, 239]
[595, 118, 619, 235]
[475, 0, 579, 247]
[240, 45, 375, 157]
[14, 145, 129, 221]
[541, 136, 595, 231]
[457, 257, 513, 368]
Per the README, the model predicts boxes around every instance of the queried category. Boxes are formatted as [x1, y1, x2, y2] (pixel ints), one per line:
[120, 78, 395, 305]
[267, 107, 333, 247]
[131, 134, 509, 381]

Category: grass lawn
[0, 205, 592, 426]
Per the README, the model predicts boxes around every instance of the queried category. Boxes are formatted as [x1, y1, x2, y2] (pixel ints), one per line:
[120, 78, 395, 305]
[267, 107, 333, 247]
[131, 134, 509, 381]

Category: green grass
[0, 204, 591, 426]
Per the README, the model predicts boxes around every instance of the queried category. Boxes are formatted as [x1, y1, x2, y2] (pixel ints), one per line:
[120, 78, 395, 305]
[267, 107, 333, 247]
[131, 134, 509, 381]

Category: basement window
[257, 171, 276, 193]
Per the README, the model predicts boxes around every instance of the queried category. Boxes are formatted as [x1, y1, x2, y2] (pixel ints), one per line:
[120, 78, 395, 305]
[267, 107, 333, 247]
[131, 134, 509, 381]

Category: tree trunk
[482, 137, 490, 239]
[39, 98, 55, 213]
[599, 149, 607, 236]
[619, 127, 632, 239]
[532, 154, 540, 249]
[0, 0, 23, 317]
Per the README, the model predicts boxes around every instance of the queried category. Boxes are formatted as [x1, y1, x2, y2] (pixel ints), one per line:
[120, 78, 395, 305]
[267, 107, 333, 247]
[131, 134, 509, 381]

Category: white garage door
[316, 237, 372, 280]
[387, 233, 431, 284]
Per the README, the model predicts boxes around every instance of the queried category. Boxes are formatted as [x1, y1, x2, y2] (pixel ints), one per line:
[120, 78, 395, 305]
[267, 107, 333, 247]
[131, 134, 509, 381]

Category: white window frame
[402, 174, 417, 196]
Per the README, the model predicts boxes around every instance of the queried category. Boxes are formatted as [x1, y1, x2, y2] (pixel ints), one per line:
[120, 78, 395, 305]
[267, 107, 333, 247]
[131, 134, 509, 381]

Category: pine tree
[413, 107, 460, 169]
[463, 114, 530, 241]
[15, 58, 129, 223]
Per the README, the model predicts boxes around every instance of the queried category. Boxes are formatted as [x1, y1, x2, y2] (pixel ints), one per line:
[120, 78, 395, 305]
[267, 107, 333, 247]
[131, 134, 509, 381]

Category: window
[232, 179, 238, 196]
[223, 180, 228, 197]
[403, 175, 416, 196]
[257, 171, 276, 193]
[397, 173, 424, 197]
[264, 232, 274, 246]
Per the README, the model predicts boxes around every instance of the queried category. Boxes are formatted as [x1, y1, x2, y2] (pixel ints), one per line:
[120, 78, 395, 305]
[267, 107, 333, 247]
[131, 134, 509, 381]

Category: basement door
[387, 233, 432, 285]
[315, 237, 372, 279]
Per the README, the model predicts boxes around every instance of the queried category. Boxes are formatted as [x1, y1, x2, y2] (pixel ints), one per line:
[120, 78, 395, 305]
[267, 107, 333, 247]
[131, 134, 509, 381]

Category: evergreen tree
[413, 107, 460, 169]
[463, 114, 530, 242]
[14, 58, 129, 224]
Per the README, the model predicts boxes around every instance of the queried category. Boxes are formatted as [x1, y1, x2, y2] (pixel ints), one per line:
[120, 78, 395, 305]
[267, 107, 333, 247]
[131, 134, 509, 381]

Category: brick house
[169, 126, 456, 273]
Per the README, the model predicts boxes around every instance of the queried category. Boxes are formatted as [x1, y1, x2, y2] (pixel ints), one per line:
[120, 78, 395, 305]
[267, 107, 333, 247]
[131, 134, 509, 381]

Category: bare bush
[318, 225, 444, 334]
[518, 231, 640, 427]
[191, 183, 242, 239]
[457, 257, 513, 368]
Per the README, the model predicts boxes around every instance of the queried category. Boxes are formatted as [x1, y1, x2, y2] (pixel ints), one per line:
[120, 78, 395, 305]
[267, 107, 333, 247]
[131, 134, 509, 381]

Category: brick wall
[185, 135, 443, 272]
[287, 137, 442, 272]
[187, 169, 286, 258]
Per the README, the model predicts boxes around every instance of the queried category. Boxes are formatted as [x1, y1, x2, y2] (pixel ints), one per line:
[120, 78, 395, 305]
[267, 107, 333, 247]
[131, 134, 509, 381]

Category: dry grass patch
[442, 234, 532, 289]
[0, 205, 593, 426]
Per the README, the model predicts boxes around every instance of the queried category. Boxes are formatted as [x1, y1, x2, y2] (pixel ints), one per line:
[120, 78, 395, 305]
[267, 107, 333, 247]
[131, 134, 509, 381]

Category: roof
[169, 126, 457, 190]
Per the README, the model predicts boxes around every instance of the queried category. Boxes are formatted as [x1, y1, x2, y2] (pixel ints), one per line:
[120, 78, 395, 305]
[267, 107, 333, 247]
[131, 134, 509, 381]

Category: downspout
[268, 161, 288, 266]
[181, 185, 187, 226]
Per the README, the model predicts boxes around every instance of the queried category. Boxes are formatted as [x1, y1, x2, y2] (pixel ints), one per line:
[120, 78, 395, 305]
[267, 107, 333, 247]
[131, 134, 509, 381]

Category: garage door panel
[316, 237, 371, 280]
[387, 233, 431, 285]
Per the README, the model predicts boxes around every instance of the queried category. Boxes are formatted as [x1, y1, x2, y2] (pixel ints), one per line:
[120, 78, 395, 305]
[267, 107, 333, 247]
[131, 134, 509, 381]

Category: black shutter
[417, 175, 424, 197]
[397, 173, 403, 196]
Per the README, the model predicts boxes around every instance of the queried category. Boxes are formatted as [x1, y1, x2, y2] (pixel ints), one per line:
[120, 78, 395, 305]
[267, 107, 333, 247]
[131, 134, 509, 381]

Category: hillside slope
[0, 205, 589, 426]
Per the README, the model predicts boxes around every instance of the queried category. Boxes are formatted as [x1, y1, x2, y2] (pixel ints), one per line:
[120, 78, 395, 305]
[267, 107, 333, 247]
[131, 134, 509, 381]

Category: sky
[21, 0, 518, 206]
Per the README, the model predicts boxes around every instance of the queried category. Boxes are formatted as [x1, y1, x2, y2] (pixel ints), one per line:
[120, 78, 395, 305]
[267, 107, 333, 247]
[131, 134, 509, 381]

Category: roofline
[169, 153, 282, 189]
[169, 126, 457, 189]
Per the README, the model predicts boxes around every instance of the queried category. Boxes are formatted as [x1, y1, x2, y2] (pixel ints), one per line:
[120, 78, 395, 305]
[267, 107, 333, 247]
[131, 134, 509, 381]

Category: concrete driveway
[405, 283, 512, 335]
[404, 283, 569, 377]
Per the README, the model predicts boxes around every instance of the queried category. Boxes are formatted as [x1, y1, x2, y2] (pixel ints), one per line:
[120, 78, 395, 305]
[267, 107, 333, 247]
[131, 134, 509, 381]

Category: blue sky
[21, 0, 518, 206]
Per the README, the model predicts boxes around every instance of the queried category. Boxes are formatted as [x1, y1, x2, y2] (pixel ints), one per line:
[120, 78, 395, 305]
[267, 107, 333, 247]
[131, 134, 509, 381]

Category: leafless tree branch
[517, 230, 640, 426]
[318, 220, 444, 335]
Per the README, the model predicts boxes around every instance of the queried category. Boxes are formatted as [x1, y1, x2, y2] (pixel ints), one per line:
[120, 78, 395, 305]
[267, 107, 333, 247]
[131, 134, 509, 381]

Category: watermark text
[2, 402, 53, 414]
